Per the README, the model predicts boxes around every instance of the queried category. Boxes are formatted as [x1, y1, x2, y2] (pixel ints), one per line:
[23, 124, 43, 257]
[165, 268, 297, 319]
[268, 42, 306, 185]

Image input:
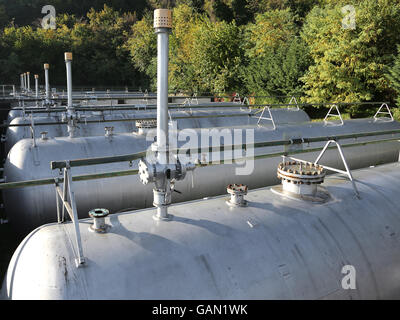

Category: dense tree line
[1, 0, 400, 114]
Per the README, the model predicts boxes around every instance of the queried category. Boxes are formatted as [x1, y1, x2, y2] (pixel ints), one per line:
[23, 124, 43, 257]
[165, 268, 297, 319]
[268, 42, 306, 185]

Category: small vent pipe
[27, 72, 30, 92]
[64, 52, 77, 138]
[23, 73, 27, 92]
[44, 63, 50, 100]
[34, 75, 39, 98]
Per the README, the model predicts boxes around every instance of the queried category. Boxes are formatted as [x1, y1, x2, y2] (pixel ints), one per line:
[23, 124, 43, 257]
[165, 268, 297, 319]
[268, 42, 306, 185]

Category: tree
[191, 19, 244, 93]
[125, 11, 156, 89]
[243, 37, 312, 103]
[386, 45, 400, 106]
[301, 0, 400, 115]
[244, 8, 298, 58]
[169, 4, 203, 93]
[0, 6, 139, 87]
[70, 5, 138, 86]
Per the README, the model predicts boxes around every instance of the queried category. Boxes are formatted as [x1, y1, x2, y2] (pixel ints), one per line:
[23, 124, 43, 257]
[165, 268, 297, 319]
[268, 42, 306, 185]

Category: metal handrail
[0, 136, 398, 190]
[1, 112, 254, 128]
[1, 130, 399, 190]
[49, 129, 400, 170]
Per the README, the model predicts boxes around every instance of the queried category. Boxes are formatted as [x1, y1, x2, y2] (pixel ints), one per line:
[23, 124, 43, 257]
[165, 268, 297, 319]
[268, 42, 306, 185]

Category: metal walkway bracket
[324, 105, 344, 126]
[191, 93, 199, 105]
[286, 140, 360, 198]
[143, 89, 149, 104]
[54, 162, 86, 267]
[374, 103, 393, 122]
[30, 113, 36, 148]
[257, 106, 276, 130]
[240, 96, 251, 111]
[287, 96, 300, 111]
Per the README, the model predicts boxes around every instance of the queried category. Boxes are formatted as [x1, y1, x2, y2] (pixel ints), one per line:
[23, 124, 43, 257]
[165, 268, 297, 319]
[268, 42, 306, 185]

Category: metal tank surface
[3, 117, 400, 234]
[2, 162, 400, 300]
[5, 100, 242, 124]
[6, 105, 292, 154]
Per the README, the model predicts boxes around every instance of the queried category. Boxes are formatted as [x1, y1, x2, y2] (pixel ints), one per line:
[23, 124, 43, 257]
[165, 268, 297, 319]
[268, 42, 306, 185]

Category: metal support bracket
[324, 105, 344, 126]
[374, 103, 393, 122]
[257, 106, 276, 130]
[287, 96, 300, 111]
[191, 93, 199, 105]
[143, 89, 149, 104]
[54, 163, 86, 267]
[30, 113, 36, 147]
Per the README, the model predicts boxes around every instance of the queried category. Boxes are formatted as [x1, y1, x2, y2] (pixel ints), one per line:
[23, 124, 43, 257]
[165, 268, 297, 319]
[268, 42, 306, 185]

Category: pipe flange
[138, 159, 154, 185]
[40, 131, 49, 140]
[105, 126, 114, 137]
[136, 119, 157, 129]
[277, 161, 325, 185]
[226, 184, 248, 207]
[88, 208, 110, 233]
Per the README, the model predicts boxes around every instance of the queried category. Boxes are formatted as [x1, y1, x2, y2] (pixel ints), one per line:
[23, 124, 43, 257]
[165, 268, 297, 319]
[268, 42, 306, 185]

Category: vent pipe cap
[154, 9, 172, 29]
[44, 63, 50, 70]
[64, 52, 73, 61]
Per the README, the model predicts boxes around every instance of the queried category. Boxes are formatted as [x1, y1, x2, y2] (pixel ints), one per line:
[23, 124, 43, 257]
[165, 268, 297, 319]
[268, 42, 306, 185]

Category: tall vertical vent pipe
[65, 52, 73, 112]
[44, 64, 50, 100]
[20, 74, 24, 91]
[23, 73, 27, 92]
[154, 9, 172, 165]
[65, 52, 77, 138]
[34, 75, 39, 98]
[27, 72, 31, 92]
[139, 9, 195, 221]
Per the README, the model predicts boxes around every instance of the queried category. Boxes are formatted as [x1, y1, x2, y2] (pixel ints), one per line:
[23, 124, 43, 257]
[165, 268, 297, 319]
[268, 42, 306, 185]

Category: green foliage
[70, 5, 137, 86]
[243, 37, 312, 103]
[127, 4, 244, 94]
[0, 5, 139, 87]
[245, 8, 298, 58]
[386, 45, 400, 106]
[125, 12, 156, 89]
[2, 0, 400, 110]
[0, 0, 148, 26]
[301, 0, 400, 115]
[191, 19, 244, 93]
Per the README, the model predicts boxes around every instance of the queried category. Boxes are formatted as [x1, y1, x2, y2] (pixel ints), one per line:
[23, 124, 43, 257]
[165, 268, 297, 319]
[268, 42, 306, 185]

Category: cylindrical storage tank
[2, 162, 400, 299]
[5, 101, 239, 124]
[4, 107, 310, 154]
[3, 118, 400, 234]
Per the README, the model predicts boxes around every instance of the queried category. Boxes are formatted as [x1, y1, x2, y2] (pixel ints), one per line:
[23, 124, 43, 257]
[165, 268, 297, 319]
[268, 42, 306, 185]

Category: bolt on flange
[277, 160, 326, 196]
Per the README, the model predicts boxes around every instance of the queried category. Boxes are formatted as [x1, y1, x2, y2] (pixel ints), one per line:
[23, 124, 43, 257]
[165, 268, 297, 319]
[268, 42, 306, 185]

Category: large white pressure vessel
[2, 162, 400, 299]
[4, 107, 310, 154]
[3, 117, 400, 234]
